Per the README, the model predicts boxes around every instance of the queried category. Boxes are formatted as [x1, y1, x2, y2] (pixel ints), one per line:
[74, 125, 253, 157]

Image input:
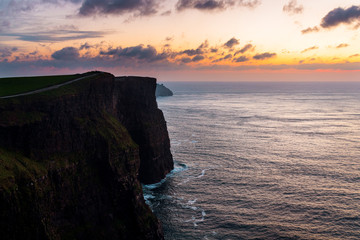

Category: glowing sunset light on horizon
[1, 0, 360, 81]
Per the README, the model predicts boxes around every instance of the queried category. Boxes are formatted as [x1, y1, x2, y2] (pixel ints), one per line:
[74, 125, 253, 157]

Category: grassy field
[0, 74, 81, 97]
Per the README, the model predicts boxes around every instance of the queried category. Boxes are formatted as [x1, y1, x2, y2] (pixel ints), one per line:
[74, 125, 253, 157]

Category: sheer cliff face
[115, 77, 173, 184]
[0, 72, 173, 240]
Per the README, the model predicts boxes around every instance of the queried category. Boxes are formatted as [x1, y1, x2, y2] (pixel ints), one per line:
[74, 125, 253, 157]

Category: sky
[1, 0, 360, 81]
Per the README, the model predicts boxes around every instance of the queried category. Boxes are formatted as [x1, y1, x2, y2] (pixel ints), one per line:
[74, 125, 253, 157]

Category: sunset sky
[1, 0, 360, 81]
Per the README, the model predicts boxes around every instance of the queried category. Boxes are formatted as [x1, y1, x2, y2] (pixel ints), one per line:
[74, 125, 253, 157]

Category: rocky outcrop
[155, 84, 173, 97]
[0, 72, 173, 239]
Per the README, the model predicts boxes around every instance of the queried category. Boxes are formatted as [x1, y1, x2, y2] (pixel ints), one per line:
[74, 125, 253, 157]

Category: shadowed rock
[155, 83, 173, 97]
[0, 72, 173, 240]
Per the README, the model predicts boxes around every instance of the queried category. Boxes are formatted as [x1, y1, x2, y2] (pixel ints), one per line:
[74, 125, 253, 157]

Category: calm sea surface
[143, 82, 360, 240]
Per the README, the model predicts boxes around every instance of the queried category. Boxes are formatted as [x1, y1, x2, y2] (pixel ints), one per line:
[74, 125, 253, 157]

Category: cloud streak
[301, 46, 318, 53]
[234, 56, 249, 62]
[1, 30, 107, 42]
[224, 37, 239, 48]
[180, 40, 208, 56]
[336, 43, 349, 49]
[1, 0, 81, 15]
[301, 26, 319, 34]
[253, 52, 276, 60]
[235, 44, 253, 55]
[192, 55, 205, 62]
[212, 53, 232, 62]
[283, 0, 303, 15]
[176, 0, 261, 12]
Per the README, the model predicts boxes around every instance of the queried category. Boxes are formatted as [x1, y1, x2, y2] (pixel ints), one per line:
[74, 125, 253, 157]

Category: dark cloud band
[78, 0, 160, 16]
[100, 45, 168, 62]
[224, 37, 239, 48]
[176, 0, 260, 11]
[235, 44, 253, 55]
[52, 47, 79, 60]
[253, 52, 276, 60]
[234, 56, 249, 62]
[302, 5, 360, 34]
[321, 5, 360, 28]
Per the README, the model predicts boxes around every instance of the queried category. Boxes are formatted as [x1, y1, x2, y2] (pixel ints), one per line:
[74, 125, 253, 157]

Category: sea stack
[155, 84, 173, 97]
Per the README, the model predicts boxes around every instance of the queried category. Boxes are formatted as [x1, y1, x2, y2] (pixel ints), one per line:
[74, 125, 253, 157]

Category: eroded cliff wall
[115, 77, 173, 184]
[0, 72, 173, 239]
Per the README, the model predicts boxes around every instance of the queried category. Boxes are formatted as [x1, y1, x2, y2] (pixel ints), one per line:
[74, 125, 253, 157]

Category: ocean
[143, 82, 360, 240]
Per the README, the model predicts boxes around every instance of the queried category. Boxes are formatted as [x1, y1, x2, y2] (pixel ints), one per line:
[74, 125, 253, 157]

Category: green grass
[0, 74, 81, 97]
[0, 148, 46, 192]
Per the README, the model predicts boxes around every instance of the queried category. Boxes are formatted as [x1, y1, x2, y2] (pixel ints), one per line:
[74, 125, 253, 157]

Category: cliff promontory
[0, 72, 173, 239]
[155, 84, 173, 97]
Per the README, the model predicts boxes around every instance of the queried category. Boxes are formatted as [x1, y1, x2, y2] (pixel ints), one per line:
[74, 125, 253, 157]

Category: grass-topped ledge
[0, 71, 107, 99]
[0, 74, 82, 97]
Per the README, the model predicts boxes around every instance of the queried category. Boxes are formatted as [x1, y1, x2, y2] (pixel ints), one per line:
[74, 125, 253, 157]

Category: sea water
[143, 82, 360, 240]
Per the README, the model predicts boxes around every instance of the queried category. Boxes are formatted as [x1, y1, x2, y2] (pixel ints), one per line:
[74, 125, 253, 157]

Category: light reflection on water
[144, 82, 360, 240]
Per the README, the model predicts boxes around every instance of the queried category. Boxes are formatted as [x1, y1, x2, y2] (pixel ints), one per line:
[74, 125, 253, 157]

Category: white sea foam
[201, 210, 206, 217]
[143, 178, 166, 190]
[172, 162, 188, 174]
[143, 192, 155, 207]
[171, 140, 181, 146]
[180, 168, 209, 185]
[143, 194, 155, 201]
[179, 200, 198, 211]
[187, 198, 197, 205]
[143, 162, 188, 190]
[183, 208, 206, 227]
[196, 169, 206, 178]
[142, 161, 188, 211]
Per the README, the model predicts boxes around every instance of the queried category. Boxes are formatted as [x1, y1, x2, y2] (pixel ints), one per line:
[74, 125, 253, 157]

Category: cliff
[0, 72, 173, 239]
[155, 84, 173, 97]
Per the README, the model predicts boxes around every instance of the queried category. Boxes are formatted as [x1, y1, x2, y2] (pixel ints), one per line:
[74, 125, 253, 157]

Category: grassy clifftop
[0, 74, 82, 97]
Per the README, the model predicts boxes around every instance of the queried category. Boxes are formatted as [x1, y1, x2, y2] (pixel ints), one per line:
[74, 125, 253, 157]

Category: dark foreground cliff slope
[0, 72, 173, 240]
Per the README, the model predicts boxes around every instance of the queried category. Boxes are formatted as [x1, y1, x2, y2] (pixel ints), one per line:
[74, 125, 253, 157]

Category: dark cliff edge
[155, 84, 173, 97]
[0, 72, 173, 239]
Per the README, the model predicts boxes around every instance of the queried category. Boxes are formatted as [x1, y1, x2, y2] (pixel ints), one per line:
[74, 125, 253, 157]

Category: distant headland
[156, 83, 173, 97]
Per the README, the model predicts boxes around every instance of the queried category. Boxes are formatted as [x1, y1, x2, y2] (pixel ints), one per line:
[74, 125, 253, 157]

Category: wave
[181, 168, 209, 185]
[142, 161, 188, 209]
[184, 209, 206, 227]
[143, 162, 188, 190]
